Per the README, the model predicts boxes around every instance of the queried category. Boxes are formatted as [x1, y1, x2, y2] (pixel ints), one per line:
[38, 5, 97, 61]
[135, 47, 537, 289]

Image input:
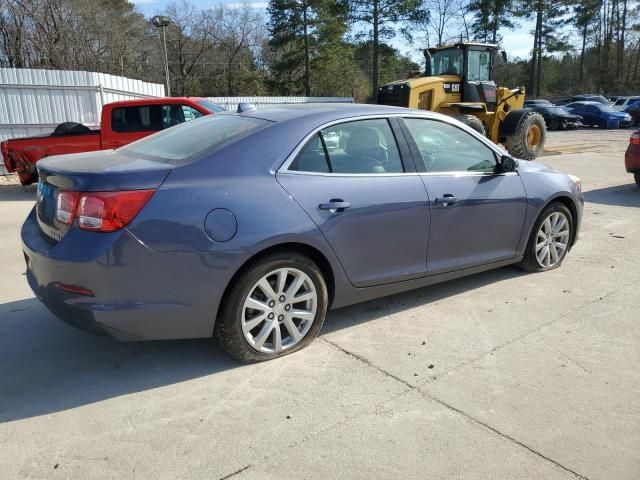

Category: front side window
[404, 118, 497, 173]
[467, 50, 491, 81]
[290, 119, 404, 174]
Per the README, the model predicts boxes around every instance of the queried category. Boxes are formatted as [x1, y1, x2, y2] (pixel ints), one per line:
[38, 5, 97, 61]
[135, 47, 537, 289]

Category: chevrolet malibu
[22, 104, 583, 362]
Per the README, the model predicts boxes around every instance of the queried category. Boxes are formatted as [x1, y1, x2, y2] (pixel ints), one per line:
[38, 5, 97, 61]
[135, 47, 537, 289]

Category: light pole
[152, 15, 171, 97]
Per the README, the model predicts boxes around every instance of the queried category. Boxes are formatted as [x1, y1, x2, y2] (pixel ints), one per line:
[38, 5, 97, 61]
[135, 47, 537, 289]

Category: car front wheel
[519, 203, 573, 273]
[216, 251, 328, 362]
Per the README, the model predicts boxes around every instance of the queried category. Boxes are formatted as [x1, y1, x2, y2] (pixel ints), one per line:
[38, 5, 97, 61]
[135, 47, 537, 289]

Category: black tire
[598, 119, 607, 129]
[52, 122, 90, 136]
[454, 114, 486, 136]
[634, 172, 640, 187]
[504, 111, 546, 160]
[519, 203, 574, 273]
[549, 118, 559, 130]
[215, 251, 329, 363]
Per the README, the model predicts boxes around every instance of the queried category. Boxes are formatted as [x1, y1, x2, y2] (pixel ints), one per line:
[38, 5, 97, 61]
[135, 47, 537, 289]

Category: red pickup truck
[1, 97, 224, 185]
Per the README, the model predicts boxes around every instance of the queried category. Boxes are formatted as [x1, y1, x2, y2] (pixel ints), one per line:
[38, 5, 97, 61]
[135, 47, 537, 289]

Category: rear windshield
[119, 114, 271, 164]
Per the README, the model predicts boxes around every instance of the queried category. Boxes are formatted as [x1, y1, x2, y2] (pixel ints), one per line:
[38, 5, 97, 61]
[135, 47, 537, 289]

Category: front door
[277, 118, 430, 287]
[402, 117, 527, 274]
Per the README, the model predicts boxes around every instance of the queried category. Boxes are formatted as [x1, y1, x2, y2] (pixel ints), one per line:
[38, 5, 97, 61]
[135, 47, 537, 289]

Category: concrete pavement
[0, 129, 638, 479]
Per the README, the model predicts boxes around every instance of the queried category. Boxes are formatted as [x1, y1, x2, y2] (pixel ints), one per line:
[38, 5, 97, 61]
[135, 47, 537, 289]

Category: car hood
[516, 160, 558, 174]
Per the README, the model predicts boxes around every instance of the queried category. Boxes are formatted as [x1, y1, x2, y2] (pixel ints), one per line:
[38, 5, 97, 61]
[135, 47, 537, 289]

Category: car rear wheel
[519, 203, 573, 273]
[216, 251, 328, 362]
[634, 172, 640, 187]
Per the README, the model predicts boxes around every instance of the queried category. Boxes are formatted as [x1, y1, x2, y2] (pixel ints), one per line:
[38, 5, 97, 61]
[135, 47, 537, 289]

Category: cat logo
[443, 83, 461, 94]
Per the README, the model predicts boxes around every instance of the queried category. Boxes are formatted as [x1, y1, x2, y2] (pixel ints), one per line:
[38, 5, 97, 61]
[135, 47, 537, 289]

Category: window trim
[279, 114, 480, 177]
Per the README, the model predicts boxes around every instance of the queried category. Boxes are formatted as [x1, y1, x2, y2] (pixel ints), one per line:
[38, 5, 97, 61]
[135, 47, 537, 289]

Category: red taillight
[77, 190, 155, 232]
[54, 189, 154, 232]
[56, 191, 79, 225]
[630, 132, 640, 145]
[54, 282, 95, 297]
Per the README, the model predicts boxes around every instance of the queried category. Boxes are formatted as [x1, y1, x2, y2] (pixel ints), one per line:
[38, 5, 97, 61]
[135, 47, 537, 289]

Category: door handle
[437, 194, 457, 207]
[319, 199, 351, 213]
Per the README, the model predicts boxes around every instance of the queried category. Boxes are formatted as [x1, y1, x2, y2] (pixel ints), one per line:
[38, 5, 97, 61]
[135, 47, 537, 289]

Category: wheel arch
[214, 241, 336, 335]
[542, 194, 579, 248]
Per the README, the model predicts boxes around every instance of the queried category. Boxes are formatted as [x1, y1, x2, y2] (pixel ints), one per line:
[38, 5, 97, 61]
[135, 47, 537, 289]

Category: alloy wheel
[535, 211, 570, 268]
[242, 267, 317, 353]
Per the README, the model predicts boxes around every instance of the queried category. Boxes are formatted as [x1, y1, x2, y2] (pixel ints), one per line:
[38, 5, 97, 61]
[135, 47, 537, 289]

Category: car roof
[107, 97, 207, 108]
[239, 103, 433, 123]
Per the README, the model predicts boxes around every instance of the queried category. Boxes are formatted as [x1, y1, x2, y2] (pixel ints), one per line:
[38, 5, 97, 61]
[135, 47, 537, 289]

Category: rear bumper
[22, 208, 236, 341]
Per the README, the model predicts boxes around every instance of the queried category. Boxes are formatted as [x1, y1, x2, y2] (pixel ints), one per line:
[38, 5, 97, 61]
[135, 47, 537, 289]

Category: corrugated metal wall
[0, 68, 165, 143]
[0, 69, 353, 174]
[207, 96, 353, 111]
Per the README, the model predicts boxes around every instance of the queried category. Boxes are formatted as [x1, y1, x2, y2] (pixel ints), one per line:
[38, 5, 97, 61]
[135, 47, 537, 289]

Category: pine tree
[350, 0, 426, 101]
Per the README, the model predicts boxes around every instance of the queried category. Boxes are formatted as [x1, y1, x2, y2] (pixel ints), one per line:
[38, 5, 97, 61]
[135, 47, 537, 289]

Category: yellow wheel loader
[377, 42, 546, 160]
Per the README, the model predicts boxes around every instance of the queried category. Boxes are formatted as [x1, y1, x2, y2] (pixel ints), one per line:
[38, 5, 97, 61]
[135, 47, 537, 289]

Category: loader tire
[504, 111, 546, 160]
[454, 115, 486, 136]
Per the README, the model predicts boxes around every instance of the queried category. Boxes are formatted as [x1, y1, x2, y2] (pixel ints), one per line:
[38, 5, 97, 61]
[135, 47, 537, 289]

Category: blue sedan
[565, 101, 632, 128]
[22, 104, 583, 362]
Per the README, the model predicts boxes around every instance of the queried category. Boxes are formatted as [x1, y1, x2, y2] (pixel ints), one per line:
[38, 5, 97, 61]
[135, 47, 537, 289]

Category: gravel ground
[0, 128, 638, 480]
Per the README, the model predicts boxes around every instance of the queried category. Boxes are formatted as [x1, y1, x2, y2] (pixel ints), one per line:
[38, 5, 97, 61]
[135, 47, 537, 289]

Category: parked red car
[1, 97, 224, 185]
[625, 129, 640, 187]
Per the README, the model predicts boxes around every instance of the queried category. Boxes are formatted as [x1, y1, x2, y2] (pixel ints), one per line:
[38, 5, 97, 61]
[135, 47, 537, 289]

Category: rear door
[401, 117, 527, 274]
[277, 118, 429, 287]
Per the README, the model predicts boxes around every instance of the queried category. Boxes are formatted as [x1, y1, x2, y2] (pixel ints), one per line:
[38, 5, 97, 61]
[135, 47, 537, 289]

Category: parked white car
[613, 96, 640, 111]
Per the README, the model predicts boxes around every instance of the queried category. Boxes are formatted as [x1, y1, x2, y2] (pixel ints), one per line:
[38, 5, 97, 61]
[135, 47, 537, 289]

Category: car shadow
[0, 266, 526, 423]
[322, 266, 526, 334]
[0, 298, 238, 423]
[583, 183, 640, 207]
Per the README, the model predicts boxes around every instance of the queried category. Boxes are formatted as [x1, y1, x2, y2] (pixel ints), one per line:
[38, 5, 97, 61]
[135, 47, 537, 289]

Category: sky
[132, 0, 535, 61]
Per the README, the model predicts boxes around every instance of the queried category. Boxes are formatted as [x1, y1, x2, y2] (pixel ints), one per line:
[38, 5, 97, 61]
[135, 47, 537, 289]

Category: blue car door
[401, 117, 528, 274]
[276, 118, 430, 287]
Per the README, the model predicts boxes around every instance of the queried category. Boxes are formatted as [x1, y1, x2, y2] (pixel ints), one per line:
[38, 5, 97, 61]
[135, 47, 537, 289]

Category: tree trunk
[372, 0, 379, 102]
[579, 22, 587, 85]
[302, 0, 311, 96]
[529, 0, 542, 96]
[536, 11, 542, 97]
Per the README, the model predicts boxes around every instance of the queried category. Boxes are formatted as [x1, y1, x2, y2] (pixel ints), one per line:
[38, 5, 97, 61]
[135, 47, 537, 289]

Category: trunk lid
[36, 150, 171, 243]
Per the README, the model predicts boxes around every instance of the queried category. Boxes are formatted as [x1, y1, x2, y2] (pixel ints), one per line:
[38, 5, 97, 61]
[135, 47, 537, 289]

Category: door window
[467, 50, 491, 81]
[404, 118, 497, 173]
[290, 119, 404, 174]
[112, 105, 163, 132]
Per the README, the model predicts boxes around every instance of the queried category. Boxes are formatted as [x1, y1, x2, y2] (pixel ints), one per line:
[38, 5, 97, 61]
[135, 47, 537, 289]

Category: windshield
[548, 107, 571, 114]
[196, 99, 226, 113]
[431, 49, 463, 76]
[596, 104, 615, 112]
[119, 114, 271, 164]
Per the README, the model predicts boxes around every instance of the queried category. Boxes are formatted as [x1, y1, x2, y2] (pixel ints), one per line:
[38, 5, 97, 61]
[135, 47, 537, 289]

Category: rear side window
[119, 114, 271, 164]
[112, 105, 163, 132]
[290, 119, 404, 174]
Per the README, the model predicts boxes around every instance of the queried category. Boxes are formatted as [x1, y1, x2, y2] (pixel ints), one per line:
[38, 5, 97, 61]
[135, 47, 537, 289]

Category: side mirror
[499, 155, 517, 172]
[501, 50, 508, 63]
